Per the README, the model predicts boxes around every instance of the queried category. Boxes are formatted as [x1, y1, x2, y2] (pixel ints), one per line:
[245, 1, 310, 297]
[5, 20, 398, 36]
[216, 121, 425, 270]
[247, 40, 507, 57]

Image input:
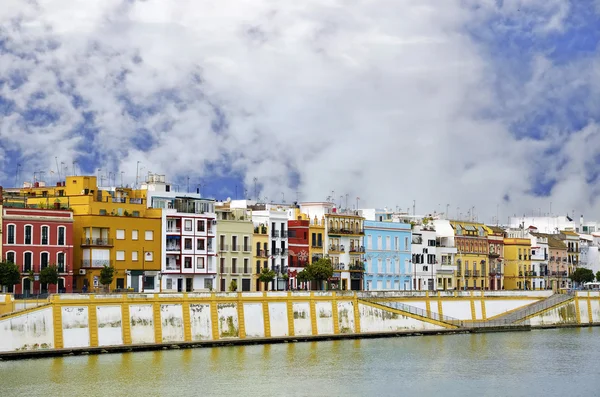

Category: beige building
[216, 206, 255, 291]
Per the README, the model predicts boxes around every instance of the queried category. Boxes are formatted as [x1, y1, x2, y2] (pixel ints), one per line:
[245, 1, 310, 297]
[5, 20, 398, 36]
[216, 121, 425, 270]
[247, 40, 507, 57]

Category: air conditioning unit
[79, 269, 86, 275]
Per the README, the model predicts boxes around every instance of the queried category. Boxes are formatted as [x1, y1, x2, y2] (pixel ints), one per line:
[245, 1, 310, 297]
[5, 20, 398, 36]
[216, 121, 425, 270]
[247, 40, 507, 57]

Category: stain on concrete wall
[97, 305, 123, 346]
[62, 306, 90, 348]
[189, 304, 212, 341]
[292, 302, 312, 336]
[161, 304, 185, 343]
[243, 303, 264, 338]
[358, 303, 444, 332]
[315, 301, 334, 335]
[129, 304, 155, 344]
[337, 301, 355, 334]
[217, 303, 239, 338]
[268, 302, 288, 337]
[0, 307, 54, 352]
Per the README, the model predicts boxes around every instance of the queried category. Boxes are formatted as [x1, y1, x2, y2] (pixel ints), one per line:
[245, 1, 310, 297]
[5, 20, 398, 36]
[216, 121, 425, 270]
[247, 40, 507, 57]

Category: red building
[2, 207, 74, 295]
[287, 219, 310, 289]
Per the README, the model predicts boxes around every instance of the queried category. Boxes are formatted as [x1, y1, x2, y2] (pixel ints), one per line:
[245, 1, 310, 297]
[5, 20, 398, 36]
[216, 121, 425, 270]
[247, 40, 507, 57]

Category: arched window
[41, 226, 49, 245]
[6, 224, 16, 244]
[41, 252, 49, 270]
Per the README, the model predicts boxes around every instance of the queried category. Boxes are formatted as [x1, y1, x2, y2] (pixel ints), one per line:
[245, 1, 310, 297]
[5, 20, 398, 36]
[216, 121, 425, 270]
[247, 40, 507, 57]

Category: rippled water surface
[1, 328, 597, 396]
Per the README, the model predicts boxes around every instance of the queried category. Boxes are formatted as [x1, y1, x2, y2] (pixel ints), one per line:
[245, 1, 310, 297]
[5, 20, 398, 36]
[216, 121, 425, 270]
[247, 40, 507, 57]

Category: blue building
[363, 220, 412, 290]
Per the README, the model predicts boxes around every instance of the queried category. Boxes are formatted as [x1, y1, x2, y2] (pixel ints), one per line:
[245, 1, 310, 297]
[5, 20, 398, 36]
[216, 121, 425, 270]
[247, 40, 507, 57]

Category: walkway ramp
[486, 292, 574, 325]
[359, 299, 463, 329]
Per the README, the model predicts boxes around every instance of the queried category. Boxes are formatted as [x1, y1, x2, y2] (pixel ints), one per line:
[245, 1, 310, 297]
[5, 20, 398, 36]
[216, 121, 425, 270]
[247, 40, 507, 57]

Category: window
[196, 257, 205, 269]
[116, 229, 125, 240]
[132, 251, 138, 261]
[25, 225, 32, 245]
[57, 253, 65, 272]
[57, 226, 65, 245]
[41, 226, 49, 245]
[24, 252, 32, 272]
[41, 252, 49, 269]
[145, 230, 154, 241]
[6, 251, 15, 264]
[7, 225, 15, 244]
[184, 257, 192, 269]
[185, 238, 193, 250]
[197, 220, 205, 232]
[185, 220, 192, 231]
[116, 251, 125, 261]
[197, 239, 205, 250]
[132, 230, 139, 240]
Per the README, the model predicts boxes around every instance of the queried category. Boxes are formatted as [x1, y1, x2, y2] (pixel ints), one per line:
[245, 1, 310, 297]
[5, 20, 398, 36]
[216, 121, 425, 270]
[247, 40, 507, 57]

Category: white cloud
[0, 0, 599, 222]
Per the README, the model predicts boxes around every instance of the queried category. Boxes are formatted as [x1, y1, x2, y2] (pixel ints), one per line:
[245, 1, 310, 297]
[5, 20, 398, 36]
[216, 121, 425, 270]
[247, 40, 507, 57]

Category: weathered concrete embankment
[0, 290, 596, 361]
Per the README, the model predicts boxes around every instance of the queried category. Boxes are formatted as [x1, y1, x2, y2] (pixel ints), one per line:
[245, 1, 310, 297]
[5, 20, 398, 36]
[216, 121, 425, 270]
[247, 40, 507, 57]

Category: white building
[142, 174, 217, 292]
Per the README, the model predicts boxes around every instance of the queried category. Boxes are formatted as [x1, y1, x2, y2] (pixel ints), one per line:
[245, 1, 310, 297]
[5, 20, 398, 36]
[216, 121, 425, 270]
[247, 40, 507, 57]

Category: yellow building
[215, 206, 254, 292]
[253, 221, 269, 291]
[4, 176, 162, 292]
[451, 221, 489, 290]
[503, 238, 532, 290]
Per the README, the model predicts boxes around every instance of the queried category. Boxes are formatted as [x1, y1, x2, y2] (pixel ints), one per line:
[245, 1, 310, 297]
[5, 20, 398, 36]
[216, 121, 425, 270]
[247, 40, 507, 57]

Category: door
[177, 278, 183, 292]
[186, 278, 193, 292]
[131, 276, 139, 293]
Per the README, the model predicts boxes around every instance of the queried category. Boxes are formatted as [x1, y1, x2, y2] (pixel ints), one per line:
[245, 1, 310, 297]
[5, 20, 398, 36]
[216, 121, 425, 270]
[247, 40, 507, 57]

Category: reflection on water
[0, 328, 598, 397]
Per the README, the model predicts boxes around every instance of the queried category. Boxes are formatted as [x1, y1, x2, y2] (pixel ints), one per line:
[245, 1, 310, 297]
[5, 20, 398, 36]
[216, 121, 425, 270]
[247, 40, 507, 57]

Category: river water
[1, 328, 597, 396]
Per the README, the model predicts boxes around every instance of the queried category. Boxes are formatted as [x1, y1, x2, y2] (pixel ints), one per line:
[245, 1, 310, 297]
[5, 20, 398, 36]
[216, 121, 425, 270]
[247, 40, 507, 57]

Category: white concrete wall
[292, 302, 312, 336]
[160, 304, 185, 343]
[268, 303, 288, 337]
[62, 306, 90, 348]
[217, 303, 239, 338]
[243, 303, 265, 338]
[97, 305, 123, 346]
[315, 301, 334, 335]
[337, 301, 355, 334]
[525, 302, 578, 326]
[189, 304, 212, 340]
[129, 304, 155, 344]
[359, 303, 444, 332]
[0, 307, 54, 352]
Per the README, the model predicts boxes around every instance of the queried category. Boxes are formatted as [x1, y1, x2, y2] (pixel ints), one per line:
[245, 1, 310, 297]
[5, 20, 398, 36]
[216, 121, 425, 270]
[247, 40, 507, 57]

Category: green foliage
[258, 268, 276, 284]
[39, 265, 59, 286]
[228, 279, 238, 292]
[570, 267, 595, 284]
[100, 265, 116, 287]
[0, 261, 21, 288]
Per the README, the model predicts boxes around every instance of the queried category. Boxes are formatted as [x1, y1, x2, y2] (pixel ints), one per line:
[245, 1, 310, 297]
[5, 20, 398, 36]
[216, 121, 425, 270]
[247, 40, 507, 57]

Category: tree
[305, 258, 334, 290]
[0, 261, 21, 292]
[570, 267, 595, 285]
[39, 265, 59, 291]
[100, 265, 116, 291]
[258, 268, 276, 290]
[228, 279, 238, 292]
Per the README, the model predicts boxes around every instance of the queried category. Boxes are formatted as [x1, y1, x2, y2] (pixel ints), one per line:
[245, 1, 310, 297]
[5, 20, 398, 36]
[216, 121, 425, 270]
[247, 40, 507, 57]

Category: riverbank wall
[0, 290, 598, 359]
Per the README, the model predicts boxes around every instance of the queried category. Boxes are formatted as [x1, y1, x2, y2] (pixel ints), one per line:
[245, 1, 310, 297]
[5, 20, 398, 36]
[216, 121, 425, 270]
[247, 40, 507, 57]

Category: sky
[1, 0, 600, 223]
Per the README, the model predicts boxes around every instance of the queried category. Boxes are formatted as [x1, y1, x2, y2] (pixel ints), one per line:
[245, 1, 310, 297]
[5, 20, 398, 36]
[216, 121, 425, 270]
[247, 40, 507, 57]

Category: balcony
[81, 259, 112, 268]
[272, 230, 280, 238]
[166, 244, 181, 252]
[166, 227, 181, 233]
[81, 238, 113, 247]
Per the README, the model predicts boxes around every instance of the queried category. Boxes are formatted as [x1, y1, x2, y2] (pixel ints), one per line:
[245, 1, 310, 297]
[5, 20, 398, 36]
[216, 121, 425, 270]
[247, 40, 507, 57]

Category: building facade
[364, 220, 411, 291]
[2, 207, 74, 294]
[215, 207, 254, 291]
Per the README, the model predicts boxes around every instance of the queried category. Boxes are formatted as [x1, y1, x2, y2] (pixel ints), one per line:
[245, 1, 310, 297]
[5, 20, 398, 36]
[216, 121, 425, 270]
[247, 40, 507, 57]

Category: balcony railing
[81, 238, 113, 247]
[81, 259, 112, 268]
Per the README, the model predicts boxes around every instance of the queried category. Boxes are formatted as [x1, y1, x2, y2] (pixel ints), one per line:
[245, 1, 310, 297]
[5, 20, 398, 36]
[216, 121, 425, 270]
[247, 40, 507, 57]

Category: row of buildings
[0, 174, 596, 294]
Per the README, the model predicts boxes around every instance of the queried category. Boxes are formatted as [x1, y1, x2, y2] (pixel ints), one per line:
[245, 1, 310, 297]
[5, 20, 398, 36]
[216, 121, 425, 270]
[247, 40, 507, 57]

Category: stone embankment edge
[0, 325, 533, 361]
